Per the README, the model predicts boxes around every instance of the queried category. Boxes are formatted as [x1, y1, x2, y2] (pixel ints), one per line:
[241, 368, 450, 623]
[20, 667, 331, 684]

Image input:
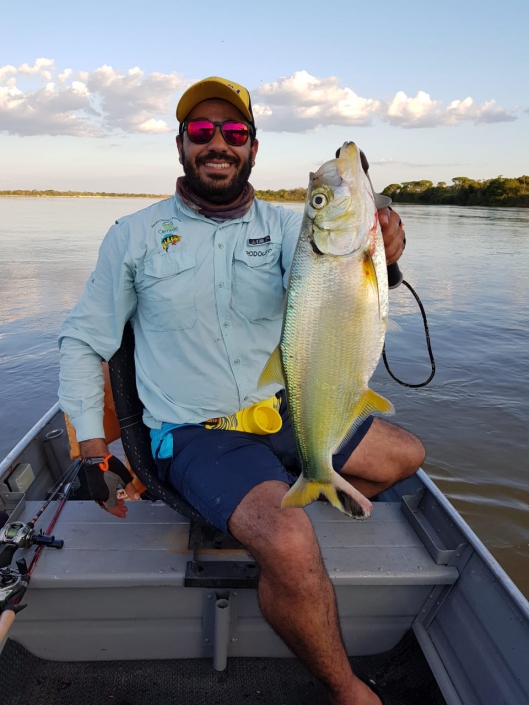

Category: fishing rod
[0, 459, 81, 641]
[0, 459, 80, 569]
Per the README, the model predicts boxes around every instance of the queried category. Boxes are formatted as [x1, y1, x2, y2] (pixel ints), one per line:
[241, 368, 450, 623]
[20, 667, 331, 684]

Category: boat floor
[1, 629, 445, 705]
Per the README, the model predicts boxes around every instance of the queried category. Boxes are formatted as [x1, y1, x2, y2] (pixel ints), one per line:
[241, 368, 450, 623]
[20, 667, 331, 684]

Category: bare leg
[341, 418, 425, 498]
[229, 480, 381, 705]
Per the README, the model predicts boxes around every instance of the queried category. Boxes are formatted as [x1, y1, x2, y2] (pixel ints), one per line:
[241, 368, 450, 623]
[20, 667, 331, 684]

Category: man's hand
[378, 207, 406, 265]
[82, 454, 141, 519]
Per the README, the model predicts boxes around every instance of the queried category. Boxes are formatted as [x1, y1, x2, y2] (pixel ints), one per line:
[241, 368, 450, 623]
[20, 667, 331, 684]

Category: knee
[258, 512, 323, 581]
[398, 433, 425, 480]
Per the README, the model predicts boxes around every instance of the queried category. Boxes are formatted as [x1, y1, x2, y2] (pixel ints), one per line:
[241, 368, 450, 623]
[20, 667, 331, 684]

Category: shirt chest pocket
[141, 252, 196, 331]
[231, 243, 284, 322]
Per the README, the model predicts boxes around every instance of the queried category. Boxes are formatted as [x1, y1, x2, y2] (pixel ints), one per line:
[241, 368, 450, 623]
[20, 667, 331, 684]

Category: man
[59, 76, 424, 705]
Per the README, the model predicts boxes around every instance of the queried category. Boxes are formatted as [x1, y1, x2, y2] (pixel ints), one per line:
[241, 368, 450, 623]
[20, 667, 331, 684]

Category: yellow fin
[281, 473, 371, 519]
[362, 250, 380, 315]
[258, 346, 285, 388]
[352, 388, 394, 418]
[335, 388, 394, 454]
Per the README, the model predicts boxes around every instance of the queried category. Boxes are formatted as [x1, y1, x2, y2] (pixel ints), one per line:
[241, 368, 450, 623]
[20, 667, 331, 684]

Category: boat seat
[10, 497, 459, 661]
[108, 321, 213, 527]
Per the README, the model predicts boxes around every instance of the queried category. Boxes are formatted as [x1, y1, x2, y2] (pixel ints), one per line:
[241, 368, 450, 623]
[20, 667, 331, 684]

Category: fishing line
[383, 278, 436, 388]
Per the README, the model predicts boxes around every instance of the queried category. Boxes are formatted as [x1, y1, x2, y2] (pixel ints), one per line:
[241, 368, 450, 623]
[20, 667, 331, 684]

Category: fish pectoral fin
[258, 346, 286, 388]
[336, 388, 395, 453]
[362, 250, 381, 318]
[281, 472, 372, 519]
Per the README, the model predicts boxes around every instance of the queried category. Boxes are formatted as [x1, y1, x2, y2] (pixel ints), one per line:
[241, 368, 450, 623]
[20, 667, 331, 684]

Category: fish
[258, 141, 395, 518]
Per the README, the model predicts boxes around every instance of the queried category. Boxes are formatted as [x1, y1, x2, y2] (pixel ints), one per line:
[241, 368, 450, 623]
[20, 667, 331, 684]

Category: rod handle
[387, 262, 403, 289]
[0, 609, 16, 643]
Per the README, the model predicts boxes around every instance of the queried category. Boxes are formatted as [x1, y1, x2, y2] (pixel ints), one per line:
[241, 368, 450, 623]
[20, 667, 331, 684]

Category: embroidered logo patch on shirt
[161, 234, 181, 251]
[153, 218, 182, 251]
[248, 235, 271, 246]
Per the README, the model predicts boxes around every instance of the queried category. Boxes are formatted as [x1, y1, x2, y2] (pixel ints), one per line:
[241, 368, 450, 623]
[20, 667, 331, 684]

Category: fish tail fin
[281, 472, 372, 519]
[332, 471, 372, 519]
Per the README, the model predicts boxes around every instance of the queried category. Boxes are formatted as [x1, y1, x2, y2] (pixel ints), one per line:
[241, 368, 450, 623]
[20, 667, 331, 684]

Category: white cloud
[0, 62, 517, 138]
[254, 71, 381, 132]
[253, 71, 516, 132]
[0, 59, 185, 137]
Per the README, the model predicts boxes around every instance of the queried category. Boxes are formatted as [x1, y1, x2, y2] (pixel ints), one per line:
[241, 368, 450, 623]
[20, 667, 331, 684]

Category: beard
[181, 147, 253, 205]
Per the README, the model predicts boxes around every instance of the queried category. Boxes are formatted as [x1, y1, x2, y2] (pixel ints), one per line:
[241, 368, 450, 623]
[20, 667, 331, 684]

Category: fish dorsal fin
[258, 346, 285, 388]
[335, 388, 395, 453]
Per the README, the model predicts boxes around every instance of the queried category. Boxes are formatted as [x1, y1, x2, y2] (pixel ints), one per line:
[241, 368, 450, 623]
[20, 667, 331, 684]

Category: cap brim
[177, 81, 253, 123]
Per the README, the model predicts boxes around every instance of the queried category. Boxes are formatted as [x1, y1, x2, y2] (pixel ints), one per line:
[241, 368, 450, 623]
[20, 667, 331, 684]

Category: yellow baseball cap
[176, 76, 254, 124]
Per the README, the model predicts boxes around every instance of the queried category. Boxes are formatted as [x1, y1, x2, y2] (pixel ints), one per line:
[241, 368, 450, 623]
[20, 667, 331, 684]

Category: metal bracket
[184, 560, 260, 588]
[184, 521, 260, 588]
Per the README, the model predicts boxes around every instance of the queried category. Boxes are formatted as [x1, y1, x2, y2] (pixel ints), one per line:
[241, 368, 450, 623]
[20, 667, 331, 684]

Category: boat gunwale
[414, 469, 529, 619]
[0, 402, 61, 480]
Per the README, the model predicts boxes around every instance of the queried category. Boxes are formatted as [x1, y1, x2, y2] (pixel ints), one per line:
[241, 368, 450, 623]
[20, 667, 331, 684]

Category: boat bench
[9, 498, 458, 663]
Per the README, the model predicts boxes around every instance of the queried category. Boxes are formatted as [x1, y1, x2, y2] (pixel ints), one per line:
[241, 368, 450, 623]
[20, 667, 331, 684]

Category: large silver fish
[259, 142, 394, 518]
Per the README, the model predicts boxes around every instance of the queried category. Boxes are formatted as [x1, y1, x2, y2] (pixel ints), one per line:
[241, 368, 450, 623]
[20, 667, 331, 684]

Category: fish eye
[311, 193, 328, 210]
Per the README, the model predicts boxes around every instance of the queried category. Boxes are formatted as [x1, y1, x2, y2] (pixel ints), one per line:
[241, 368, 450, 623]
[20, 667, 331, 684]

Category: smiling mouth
[204, 162, 233, 170]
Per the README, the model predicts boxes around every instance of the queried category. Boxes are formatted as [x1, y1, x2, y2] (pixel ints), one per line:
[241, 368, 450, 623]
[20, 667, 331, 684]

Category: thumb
[124, 481, 141, 501]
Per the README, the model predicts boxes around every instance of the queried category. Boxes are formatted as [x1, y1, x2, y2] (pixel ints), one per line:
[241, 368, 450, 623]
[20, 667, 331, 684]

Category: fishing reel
[0, 521, 64, 569]
[0, 558, 28, 611]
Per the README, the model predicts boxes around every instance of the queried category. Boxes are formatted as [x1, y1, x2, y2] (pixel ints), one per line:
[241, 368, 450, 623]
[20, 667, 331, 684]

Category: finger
[124, 481, 141, 501]
[378, 207, 390, 227]
[106, 504, 129, 519]
[385, 229, 406, 265]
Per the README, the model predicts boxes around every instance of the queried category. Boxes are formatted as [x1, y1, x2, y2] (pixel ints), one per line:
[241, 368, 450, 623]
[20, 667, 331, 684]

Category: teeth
[205, 162, 231, 169]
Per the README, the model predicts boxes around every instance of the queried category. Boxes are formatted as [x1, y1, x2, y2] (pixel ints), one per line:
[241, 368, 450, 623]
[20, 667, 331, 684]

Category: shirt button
[223, 322, 229, 328]
[218, 243, 224, 249]
[233, 358, 240, 365]
[244, 396, 249, 401]
[217, 282, 224, 288]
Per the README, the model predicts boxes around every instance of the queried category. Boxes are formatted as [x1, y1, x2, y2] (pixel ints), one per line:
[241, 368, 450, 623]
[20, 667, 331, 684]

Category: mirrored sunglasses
[184, 119, 251, 147]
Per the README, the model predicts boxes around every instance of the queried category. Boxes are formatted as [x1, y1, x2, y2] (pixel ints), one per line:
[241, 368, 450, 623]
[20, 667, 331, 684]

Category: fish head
[306, 142, 377, 256]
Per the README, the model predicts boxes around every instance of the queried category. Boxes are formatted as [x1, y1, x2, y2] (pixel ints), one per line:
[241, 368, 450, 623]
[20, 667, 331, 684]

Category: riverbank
[0, 189, 308, 202]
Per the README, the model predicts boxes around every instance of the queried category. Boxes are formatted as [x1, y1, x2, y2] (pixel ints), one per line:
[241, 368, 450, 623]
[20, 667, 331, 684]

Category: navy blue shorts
[154, 394, 373, 534]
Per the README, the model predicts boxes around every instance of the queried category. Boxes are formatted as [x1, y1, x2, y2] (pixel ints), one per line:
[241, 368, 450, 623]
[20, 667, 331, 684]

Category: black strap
[383, 278, 436, 388]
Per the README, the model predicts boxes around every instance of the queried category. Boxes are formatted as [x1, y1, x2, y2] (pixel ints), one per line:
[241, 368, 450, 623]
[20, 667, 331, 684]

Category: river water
[0, 197, 528, 596]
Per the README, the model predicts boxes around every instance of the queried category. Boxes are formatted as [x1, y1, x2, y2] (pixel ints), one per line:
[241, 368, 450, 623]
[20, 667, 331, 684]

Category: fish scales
[259, 141, 394, 518]
[283, 232, 384, 482]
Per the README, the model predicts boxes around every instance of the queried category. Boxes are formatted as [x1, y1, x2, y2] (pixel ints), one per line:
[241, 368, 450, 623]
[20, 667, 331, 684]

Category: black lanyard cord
[383, 278, 436, 388]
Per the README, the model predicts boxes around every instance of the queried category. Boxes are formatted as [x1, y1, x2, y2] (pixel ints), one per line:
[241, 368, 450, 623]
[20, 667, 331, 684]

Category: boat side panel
[427, 551, 529, 705]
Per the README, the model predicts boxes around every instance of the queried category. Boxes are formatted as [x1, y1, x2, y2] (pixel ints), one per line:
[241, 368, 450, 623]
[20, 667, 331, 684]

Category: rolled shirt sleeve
[58, 223, 137, 442]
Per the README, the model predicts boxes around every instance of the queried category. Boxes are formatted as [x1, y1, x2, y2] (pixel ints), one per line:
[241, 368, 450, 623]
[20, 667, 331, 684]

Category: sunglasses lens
[221, 122, 249, 146]
[186, 120, 215, 144]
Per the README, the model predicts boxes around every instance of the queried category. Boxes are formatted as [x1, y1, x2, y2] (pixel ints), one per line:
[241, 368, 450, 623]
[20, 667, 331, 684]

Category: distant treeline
[255, 188, 307, 202]
[382, 176, 529, 208]
[0, 189, 171, 198]
[0, 188, 308, 202]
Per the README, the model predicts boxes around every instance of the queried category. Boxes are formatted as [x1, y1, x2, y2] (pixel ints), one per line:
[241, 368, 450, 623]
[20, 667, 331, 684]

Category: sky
[1, 0, 528, 194]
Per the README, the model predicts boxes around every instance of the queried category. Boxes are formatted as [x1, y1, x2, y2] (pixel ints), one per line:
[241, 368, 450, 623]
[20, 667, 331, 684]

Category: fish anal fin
[258, 346, 285, 389]
[385, 317, 402, 333]
[335, 388, 395, 453]
[352, 388, 394, 418]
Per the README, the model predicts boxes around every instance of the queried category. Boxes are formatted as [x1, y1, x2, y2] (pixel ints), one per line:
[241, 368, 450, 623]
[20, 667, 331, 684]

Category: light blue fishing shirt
[58, 194, 302, 457]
